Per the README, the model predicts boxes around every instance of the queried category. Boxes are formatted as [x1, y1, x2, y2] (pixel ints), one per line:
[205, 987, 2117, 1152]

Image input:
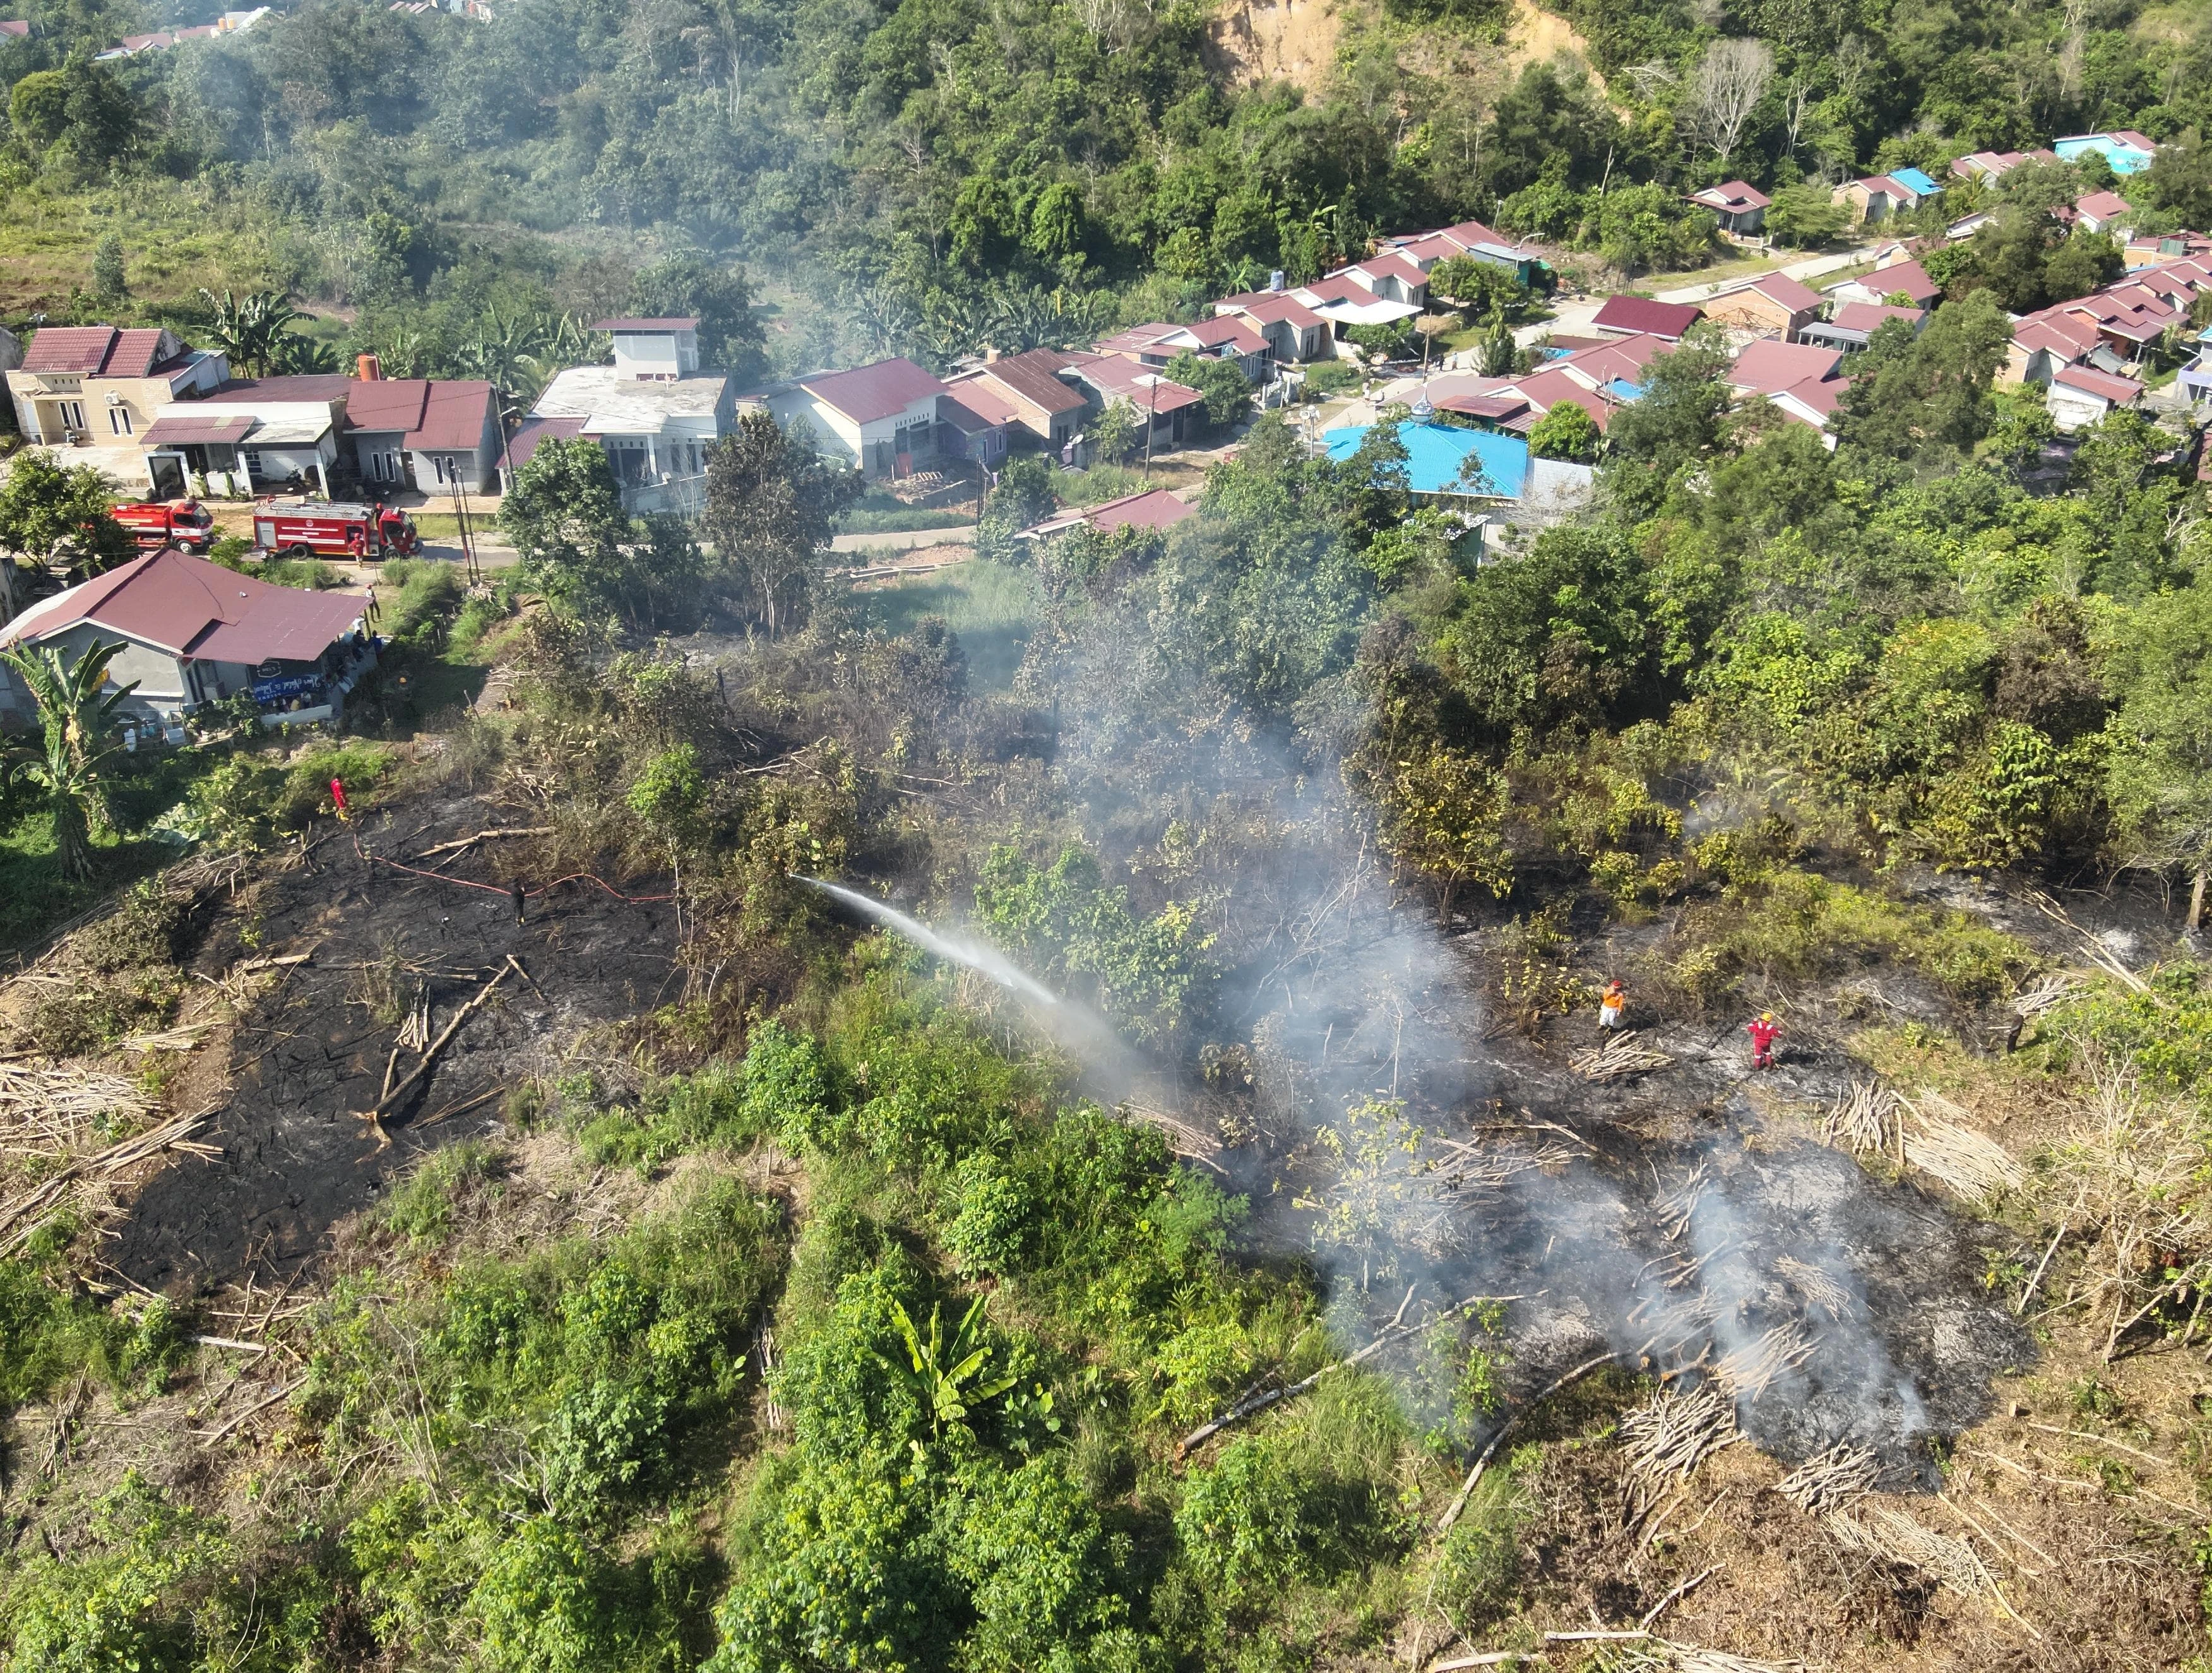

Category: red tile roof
[1742, 271, 1822, 312]
[21, 326, 182, 377]
[204, 375, 353, 403]
[1180, 316, 1268, 354]
[972, 348, 1090, 417]
[1773, 376, 1844, 419]
[0, 19, 26, 34]
[1828, 302, 1925, 333]
[1592, 295, 1703, 338]
[0, 549, 366, 664]
[406, 379, 495, 451]
[2075, 190, 2133, 223]
[1348, 253, 1427, 287]
[1858, 260, 1942, 305]
[1088, 487, 1195, 533]
[141, 413, 256, 446]
[942, 376, 1021, 426]
[1730, 340, 1843, 394]
[799, 358, 948, 426]
[1062, 354, 1204, 413]
[1231, 294, 1325, 330]
[2052, 363, 2143, 403]
[504, 415, 586, 471]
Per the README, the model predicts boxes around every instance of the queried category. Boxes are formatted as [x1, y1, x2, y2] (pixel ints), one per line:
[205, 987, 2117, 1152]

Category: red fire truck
[110, 499, 217, 554]
[252, 497, 420, 561]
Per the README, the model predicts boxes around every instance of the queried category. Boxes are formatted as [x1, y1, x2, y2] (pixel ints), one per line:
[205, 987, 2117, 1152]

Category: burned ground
[107, 792, 679, 1294]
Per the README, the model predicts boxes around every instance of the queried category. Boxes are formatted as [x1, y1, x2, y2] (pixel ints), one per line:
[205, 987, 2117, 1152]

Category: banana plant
[878, 1294, 1017, 1438]
[1, 639, 135, 881]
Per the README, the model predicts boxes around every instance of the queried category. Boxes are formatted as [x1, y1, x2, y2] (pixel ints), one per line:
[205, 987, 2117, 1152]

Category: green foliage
[702, 413, 863, 636]
[0, 450, 133, 575]
[1526, 398, 1599, 461]
[976, 841, 1218, 1045]
[1163, 352, 1252, 432]
[876, 1294, 1019, 1438]
[1765, 184, 1852, 249]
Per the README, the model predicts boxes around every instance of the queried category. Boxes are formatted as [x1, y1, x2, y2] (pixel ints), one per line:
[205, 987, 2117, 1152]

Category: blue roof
[1607, 378, 1644, 401]
[1323, 420, 1528, 498]
[1888, 166, 1942, 195]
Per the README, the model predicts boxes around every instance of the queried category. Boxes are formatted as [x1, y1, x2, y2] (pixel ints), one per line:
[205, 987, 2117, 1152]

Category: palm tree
[877, 1295, 1016, 1438]
[1, 640, 135, 882]
[199, 289, 302, 377]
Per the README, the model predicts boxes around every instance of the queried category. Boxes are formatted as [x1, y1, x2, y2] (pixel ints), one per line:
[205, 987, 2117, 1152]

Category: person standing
[1747, 1011, 1781, 1070]
[1598, 979, 1627, 1034]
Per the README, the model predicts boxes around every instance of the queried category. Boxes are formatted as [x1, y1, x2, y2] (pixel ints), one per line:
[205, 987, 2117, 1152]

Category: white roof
[1311, 298, 1423, 326]
[532, 366, 728, 438]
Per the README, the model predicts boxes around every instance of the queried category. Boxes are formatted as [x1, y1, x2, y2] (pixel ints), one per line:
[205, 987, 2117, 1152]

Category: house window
[245, 453, 263, 477]
[109, 407, 133, 436]
[59, 401, 86, 431]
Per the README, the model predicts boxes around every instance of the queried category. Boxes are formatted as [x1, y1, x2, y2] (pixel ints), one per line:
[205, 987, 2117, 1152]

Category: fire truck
[252, 497, 420, 561]
[110, 499, 217, 554]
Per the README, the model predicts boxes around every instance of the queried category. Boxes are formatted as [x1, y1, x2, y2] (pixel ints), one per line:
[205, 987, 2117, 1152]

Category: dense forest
[4, 0, 2212, 371]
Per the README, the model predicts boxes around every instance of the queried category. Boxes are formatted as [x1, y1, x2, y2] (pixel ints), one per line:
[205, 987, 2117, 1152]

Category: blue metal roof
[1323, 420, 1529, 498]
[1888, 166, 1942, 195]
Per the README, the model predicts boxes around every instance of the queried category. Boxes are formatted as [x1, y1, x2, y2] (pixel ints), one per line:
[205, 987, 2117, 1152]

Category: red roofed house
[1832, 174, 1933, 226]
[2046, 362, 2143, 431]
[335, 366, 501, 492]
[1329, 253, 1430, 308]
[6, 324, 227, 455]
[1215, 292, 1333, 364]
[1828, 258, 1943, 309]
[2072, 190, 2134, 235]
[1727, 340, 1846, 444]
[948, 348, 1090, 451]
[0, 549, 377, 732]
[936, 379, 1014, 467]
[1591, 295, 1704, 341]
[1703, 271, 1822, 340]
[759, 357, 948, 480]
[1798, 302, 1926, 354]
[1057, 354, 1205, 452]
[0, 20, 27, 35]
[144, 371, 502, 499]
[1686, 181, 1771, 239]
[1023, 487, 1194, 541]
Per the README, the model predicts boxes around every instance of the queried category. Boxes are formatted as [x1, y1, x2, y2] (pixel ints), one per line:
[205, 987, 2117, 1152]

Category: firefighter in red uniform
[1746, 1011, 1781, 1070]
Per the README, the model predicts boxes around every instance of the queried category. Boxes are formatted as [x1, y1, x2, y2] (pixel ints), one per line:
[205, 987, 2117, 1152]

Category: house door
[872, 439, 894, 475]
[148, 452, 187, 499]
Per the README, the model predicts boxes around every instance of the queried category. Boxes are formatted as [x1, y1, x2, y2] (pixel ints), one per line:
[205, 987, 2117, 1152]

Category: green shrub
[1175, 1434, 1309, 1600]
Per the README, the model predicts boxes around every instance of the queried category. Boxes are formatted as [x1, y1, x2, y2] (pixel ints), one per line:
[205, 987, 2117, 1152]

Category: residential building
[2045, 362, 2143, 430]
[1702, 271, 1822, 340]
[1323, 418, 1531, 500]
[937, 381, 1013, 467]
[1727, 339, 1847, 446]
[1382, 219, 1546, 285]
[1832, 173, 1936, 225]
[1686, 181, 1771, 238]
[1797, 302, 1926, 353]
[2073, 190, 2134, 235]
[0, 20, 27, 36]
[950, 349, 1090, 450]
[1057, 355, 1204, 451]
[2055, 131, 2159, 176]
[1951, 148, 2057, 182]
[0, 549, 376, 733]
[1023, 488, 1194, 541]
[1414, 367, 1616, 435]
[530, 319, 735, 507]
[1285, 277, 1424, 339]
[1828, 258, 1943, 309]
[2177, 338, 2212, 405]
[1324, 253, 1429, 309]
[6, 326, 228, 456]
[1591, 295, 1703, 341]
[755, 357, 946, 480]
[337, 369, 501, 492]
[1213, 291, 1333, 363]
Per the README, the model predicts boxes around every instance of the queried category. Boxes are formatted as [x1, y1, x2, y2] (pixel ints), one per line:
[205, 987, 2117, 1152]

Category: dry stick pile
[1570, 1030, 1675, 1081]
[0, 1109, 219, 1254]
[0, 1062, 154, 1157]
[1824, 1081, 1898, 1156]
[1429, 1133, 1580, 1189]
[1897, 1092, 2026, 1200]
[1612, 1648, 1809, 1673]
[1619, 1381, 1741, 1526]
[1772, 1254, 1856, 1321]
[1713, 1323, 1816, 1402]
[1776, 1441, 1880, 1516]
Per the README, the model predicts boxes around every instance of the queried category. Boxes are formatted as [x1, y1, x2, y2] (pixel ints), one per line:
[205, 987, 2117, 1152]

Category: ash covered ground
[110, 794, 679, 1292]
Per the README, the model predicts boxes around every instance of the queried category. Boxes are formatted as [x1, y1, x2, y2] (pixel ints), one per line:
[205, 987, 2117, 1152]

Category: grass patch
[859, 560, 1043, 692]
[838, 507, 979, 534]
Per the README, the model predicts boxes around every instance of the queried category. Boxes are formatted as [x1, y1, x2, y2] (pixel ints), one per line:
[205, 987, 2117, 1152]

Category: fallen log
[360, 956, 520, 1133]
[1438, 1351, 1621, 1533]
[411, 826, 555, 860]
[1175, 1287, 1525, 1460]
